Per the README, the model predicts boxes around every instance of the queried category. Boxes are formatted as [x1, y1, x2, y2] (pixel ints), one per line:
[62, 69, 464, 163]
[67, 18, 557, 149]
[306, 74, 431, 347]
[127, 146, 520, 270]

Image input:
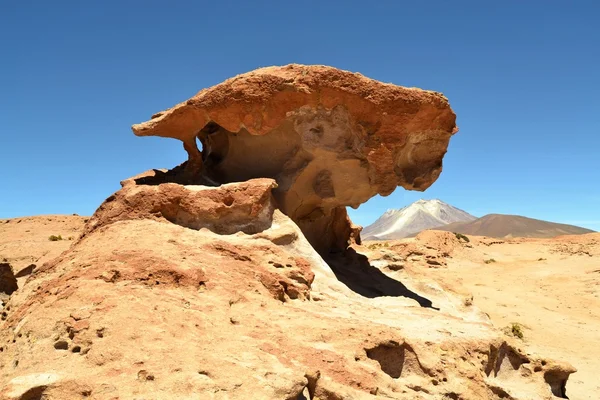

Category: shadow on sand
[324, 248, 438, 310]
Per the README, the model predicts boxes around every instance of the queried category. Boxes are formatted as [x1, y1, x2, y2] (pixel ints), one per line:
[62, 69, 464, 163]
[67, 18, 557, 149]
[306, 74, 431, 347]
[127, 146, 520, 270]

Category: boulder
[83, 174, 279, 238]
[132, 64, 457, 252]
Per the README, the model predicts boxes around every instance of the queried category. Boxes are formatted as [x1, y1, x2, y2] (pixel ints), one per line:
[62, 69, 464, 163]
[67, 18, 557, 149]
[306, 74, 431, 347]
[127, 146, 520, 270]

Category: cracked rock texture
[132, 64, 458, 252]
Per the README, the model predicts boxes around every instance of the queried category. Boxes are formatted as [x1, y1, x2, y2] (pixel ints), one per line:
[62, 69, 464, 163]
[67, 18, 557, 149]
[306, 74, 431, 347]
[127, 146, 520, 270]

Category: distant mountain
[433, 214, 595, 238]
[362, 199, 476, 240]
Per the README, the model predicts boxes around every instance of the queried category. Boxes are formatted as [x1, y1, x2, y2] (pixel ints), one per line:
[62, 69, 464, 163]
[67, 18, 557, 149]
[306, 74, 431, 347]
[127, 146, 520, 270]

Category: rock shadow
[324, 249, 438, 309]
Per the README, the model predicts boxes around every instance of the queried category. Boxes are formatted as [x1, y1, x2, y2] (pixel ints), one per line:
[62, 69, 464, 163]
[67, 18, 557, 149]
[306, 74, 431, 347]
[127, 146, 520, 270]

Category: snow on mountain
[361, 199, 476, 240]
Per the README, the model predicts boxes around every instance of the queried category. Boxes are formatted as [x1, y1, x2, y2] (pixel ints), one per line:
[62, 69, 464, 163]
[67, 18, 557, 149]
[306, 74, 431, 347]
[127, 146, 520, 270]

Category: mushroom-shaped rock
[133, 64, 457, 252]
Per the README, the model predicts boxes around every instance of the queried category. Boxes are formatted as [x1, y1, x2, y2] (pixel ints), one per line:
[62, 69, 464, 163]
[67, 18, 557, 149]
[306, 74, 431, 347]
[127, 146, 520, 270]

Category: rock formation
[132, 64, 458, 252]
[0, 183, 576, 400]
[84, 174, 279, 238]
[0, 65, 576, 399]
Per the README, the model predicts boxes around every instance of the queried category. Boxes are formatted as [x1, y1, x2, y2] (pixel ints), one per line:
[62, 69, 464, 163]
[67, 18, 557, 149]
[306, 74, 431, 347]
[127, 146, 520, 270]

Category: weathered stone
[132, 64, 458, 252]
[83, 175, 278, 238]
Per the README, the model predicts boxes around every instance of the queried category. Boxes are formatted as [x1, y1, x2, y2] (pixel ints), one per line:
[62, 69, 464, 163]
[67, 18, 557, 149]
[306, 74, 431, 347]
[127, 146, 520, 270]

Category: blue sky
[1, 1, 599, 230]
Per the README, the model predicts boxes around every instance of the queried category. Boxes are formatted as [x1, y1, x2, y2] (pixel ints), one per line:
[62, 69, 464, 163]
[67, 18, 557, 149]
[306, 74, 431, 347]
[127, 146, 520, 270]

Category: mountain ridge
[361, 199, 476, 240]
[433, 213, 595, 238]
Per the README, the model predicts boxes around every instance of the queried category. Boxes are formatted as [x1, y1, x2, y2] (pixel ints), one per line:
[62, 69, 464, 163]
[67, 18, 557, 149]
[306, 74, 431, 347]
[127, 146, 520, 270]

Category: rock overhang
[131, 64, 458, 252]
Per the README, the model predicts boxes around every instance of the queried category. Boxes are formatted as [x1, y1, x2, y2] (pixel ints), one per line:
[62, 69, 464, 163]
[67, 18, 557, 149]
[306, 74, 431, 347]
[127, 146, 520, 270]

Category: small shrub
[484, 258, 496, 264]
[48, 235, 63, 241]
[537, 258, 546, 261]
[367, 242, 389, 250]
[454, 232, 470, 243]
[506, 323, 524, 339]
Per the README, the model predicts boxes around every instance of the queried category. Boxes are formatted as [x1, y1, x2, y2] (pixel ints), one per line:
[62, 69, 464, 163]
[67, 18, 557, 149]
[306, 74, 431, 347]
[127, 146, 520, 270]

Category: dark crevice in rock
[19, 386, 47, 400]
[0, 262, 18, 296]
[485, 343, 530, 378]
[544, 369, 571, 398]
[365, 341, 426, 379]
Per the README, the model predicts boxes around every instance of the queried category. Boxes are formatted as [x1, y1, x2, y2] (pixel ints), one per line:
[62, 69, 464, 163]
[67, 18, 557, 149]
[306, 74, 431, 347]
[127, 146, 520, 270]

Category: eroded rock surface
[132, 64, 458, 252]
[0, 182, 574, 399]
[0, 65, 578, 399]
[83, 173, 279, 238]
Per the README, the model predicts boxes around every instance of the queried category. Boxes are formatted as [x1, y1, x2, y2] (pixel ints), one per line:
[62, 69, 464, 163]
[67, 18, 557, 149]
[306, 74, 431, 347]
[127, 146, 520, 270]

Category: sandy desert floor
[365, 232, 600, 399]
[0, 215, 86, 272]
[0, 215, 86, 270]
[441, 236, 600, 399]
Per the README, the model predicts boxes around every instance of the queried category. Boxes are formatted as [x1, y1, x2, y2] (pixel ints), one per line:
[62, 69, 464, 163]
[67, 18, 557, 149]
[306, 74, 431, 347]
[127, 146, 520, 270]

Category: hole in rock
[54, 340, 69, 350]
[296, 387, 310, 400]
[486, 343, 529, 378]
[0, 262, 18, 296]
[367, 344, 405, 378]
[199, 122, 231, 172]
[201, 121, 221, 135]
[198, 121, 302, 185]
[324, 250, 437, 309]
[18, 386, 46, 400]
[544, 370, 570, 398]
[366, 341, 425, 379]
[222, 194, 234, 206]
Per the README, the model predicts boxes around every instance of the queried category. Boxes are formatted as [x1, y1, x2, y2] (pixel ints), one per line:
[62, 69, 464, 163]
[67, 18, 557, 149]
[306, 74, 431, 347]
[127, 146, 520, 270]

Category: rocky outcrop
[83, 172, 279, 238]
[0, 198, 574, 399]
[132, 64, 458, 252]
[0, 65, 578, 399]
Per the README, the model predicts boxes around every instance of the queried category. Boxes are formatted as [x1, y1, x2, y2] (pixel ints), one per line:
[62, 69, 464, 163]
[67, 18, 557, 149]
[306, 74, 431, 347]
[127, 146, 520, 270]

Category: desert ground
[1, 215, 597, 398]
[0, 215, 87, 299]
[362, 231, 600, 399]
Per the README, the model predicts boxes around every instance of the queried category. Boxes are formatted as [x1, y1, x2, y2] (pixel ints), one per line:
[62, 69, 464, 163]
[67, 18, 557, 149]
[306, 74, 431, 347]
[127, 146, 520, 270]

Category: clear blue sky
[1, 1, 599, 230]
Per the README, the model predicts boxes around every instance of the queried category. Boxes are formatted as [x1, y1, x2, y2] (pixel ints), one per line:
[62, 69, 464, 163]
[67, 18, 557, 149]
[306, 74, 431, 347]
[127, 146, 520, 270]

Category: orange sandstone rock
[132, 64, 458, 252]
